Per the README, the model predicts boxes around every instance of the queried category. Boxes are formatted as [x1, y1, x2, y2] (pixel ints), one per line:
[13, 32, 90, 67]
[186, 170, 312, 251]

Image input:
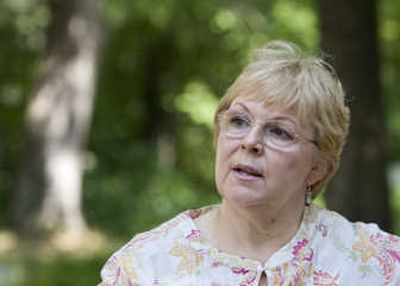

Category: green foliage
[381, 0, 400, 160]
[0, 0, 48, 226]
[175, 81, 218, 129]
[392, 184, 400, 234]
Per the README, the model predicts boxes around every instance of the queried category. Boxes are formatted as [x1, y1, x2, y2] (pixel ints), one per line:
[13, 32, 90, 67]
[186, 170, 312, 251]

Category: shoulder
[99, 207, 209, 285]
[310, 205, 400, 284]
[312, 205, 400, 246]
[111, 208, 197, 260]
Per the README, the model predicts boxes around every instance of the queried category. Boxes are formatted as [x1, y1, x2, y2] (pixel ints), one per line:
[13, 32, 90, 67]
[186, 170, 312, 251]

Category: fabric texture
[99, 205, 400, 285]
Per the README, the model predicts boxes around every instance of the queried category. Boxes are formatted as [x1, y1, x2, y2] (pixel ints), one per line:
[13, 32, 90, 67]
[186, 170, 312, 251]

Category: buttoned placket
[254, 262, 284, 286]
[253, 264, 265, 285]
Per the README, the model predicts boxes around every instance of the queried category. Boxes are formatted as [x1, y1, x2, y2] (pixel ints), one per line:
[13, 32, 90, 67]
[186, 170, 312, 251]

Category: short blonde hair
[214, 40, 350, 196]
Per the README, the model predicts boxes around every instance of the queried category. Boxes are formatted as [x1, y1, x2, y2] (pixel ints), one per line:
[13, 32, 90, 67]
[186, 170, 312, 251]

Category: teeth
[239, 169, 259, 177]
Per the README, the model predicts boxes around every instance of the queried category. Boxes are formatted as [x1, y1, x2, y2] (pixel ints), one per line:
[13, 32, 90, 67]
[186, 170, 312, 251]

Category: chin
[221, 186, 268, 207]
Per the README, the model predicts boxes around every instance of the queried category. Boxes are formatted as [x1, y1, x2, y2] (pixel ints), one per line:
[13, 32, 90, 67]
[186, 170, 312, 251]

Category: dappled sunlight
[0, 229, 111, 286]
[50, 229, 107, 254]
[212, 9, 238, 32]
[0, 229, 108, 257]
[3, 0, 48, 50]
[0, 229, 108, 285]
[0, 85, 23, 107]
[27, 81, 55, 123]
[145, 168, 202, 218]
[175, 81, 218, 129]
[272, 1, 318, 48]
[43, 150, 86, 232]
[382, 20, 400, 42]
[0, 231, 17, 255]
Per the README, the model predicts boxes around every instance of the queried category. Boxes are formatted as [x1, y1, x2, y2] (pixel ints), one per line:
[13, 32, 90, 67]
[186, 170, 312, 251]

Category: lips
[232, 163, 263, 179]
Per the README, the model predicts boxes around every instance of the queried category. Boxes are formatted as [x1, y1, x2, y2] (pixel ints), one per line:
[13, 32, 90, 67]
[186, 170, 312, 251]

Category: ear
[306, 156, 334, 187]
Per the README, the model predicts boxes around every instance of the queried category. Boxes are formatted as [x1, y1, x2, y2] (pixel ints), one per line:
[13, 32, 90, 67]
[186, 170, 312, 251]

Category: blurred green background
[0, 0, 399, 285]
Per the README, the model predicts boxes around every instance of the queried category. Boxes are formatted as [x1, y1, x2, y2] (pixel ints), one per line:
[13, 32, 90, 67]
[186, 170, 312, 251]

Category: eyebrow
[232, 102, 298, 125]
[234, 102, 251, 114]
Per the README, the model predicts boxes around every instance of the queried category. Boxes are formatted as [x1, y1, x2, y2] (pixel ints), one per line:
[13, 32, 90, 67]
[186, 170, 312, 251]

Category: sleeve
[98, 249, 140, 286]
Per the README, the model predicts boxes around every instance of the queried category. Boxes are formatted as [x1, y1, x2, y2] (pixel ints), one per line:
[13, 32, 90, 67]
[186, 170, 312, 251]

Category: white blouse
[99, 205, 400, 285]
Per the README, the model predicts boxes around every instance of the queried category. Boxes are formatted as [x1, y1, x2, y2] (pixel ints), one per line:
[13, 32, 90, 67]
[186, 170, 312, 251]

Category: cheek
[216, 135, 236, 160]
[279, 150, 314, 181]
[215, 138, 228, 176]
[215, 137, 237, 184]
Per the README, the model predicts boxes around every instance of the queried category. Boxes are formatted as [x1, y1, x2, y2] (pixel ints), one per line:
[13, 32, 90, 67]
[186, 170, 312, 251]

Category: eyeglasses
[219, 109, 318, 150]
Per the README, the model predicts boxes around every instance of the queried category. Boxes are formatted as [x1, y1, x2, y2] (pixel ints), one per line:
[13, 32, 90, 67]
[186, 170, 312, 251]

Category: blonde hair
[214, 40, 350, 196]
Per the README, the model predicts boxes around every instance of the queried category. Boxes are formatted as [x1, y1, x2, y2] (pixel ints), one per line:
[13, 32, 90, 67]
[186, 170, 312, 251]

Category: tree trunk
[13, 0, 102, 237]
[143, 36, 176, 169]
[319, 0, 391, 230]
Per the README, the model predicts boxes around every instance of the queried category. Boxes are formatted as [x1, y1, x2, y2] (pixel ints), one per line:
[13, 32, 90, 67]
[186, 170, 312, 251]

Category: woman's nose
[240, 126, 264, 154]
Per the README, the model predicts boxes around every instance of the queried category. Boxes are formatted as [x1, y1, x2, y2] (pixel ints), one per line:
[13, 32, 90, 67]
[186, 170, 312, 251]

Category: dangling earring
[305, 185, 313, 206]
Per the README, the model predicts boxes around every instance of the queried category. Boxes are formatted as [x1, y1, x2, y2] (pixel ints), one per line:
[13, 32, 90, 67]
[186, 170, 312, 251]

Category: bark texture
[319, 0, 390, 230]
[13, 0, 102, 236]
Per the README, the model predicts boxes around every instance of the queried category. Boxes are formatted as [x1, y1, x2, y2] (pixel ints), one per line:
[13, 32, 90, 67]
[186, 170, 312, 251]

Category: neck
[212, 199, 305, 262]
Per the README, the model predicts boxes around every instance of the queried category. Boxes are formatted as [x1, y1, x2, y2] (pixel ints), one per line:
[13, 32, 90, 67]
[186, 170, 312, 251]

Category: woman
[99, 41, 400, 285]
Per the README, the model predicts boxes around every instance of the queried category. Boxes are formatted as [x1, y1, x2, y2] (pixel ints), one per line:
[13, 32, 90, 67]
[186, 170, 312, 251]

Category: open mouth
[232, 164, 263, 178]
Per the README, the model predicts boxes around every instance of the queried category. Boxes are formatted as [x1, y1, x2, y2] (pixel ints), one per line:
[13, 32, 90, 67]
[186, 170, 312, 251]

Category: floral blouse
[99, 205, 400, 285]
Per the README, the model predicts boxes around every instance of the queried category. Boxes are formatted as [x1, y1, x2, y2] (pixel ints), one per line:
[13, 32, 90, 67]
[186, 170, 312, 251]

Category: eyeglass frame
[217, 108, 319, 151]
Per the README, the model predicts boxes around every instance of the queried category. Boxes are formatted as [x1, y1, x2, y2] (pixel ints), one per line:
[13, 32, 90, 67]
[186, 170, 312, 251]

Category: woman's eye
[267, 126, 294, 141]
[229, 116, 248, 128]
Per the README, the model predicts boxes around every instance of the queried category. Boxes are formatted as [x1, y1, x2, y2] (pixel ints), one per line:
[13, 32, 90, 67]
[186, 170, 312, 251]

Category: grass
[0, 253, 107, 286]
[0, 230, 119, 286]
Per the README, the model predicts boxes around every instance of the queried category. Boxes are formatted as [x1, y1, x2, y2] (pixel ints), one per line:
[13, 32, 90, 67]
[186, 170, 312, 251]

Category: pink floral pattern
[99, 205, 400, 285]
[352, 226, 400, 284]
[313, 270, 339, 286]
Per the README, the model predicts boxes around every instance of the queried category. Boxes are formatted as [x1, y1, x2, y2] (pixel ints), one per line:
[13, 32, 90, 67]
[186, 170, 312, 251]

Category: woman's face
[215, 97, 326, 210]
